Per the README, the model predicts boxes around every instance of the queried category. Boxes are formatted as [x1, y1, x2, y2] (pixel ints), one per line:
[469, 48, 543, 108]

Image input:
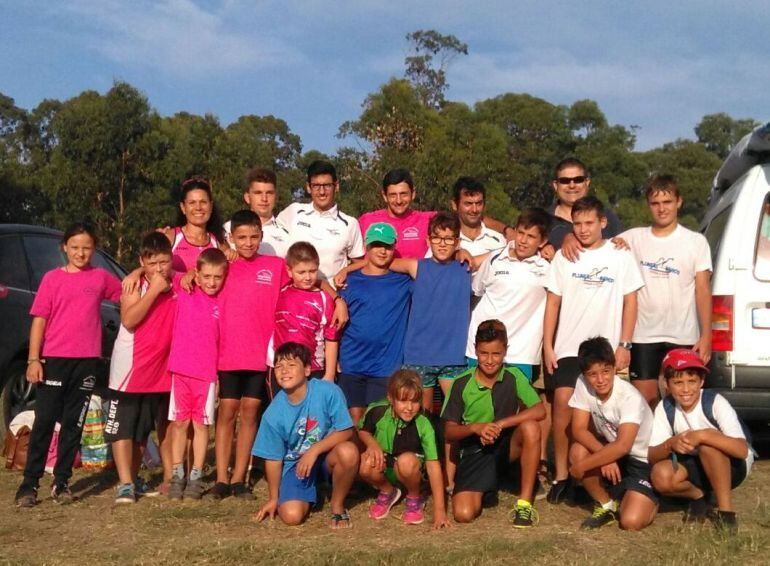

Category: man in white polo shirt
[223, 167, 290, 257]
[451, 176, 506, 255]
[277, 160, 365, 280]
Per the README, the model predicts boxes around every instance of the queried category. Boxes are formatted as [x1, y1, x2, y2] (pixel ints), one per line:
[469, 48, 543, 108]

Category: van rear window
[704, 205, 732, 266]
[755, 193, 770, 281]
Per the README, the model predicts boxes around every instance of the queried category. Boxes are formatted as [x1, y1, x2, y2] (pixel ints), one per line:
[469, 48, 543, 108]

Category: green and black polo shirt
[441, 367, 540, 448]
[359, 400, 439, 461]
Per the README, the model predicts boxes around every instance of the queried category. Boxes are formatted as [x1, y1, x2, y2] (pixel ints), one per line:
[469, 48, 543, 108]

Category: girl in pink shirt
[15, 223, 122, 508]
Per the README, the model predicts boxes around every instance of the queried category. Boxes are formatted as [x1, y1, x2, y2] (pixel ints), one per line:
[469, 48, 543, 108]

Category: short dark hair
[274, 341, 312, 367]
[474, 319, 508, 347]
[428, 211, 461, 237]
[516, 207, 551, 238]
[307, 160, 337, 183]
[196, 248, 228, 271]
[554, 157, 589, 179]
[663, 366, 707, 381]
[286, 241, 320, 267]
[571, 196, 605, 219]
[246, 167, 277, 187]
[140, 231, 172, 258]
[61, 222, 98, 247]
[452, 176, 485, 202]
[577, 337, 615, 373]
[382, 168, 414, 192]
[387, 369, 422, 404]
[230, 210, 262, 233]
[644, 173, 680, 200]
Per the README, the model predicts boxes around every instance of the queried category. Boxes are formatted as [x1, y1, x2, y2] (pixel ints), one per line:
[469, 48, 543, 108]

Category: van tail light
[712, 295, 733, 351]
[0, 284, 7, 299]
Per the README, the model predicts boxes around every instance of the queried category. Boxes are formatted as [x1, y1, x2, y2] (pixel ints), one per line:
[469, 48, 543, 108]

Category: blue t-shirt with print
[339, 269, 413, 378]
[252, 379, 353, 477]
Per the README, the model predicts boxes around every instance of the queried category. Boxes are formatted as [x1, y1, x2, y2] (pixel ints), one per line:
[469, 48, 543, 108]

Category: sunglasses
[556, 176, 587, 185]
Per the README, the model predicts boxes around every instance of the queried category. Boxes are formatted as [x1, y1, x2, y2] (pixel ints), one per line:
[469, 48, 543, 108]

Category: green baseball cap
[365, 222, 397, 246]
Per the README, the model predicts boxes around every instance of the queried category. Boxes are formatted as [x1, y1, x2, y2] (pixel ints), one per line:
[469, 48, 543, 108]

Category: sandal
[330, 509, 352, 529]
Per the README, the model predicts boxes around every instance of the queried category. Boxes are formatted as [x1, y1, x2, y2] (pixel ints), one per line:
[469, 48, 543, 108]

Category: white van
[700, 163, 770, 420]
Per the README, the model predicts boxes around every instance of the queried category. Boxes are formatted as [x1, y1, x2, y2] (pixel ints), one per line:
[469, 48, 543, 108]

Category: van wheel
[0, 360, 35, 444]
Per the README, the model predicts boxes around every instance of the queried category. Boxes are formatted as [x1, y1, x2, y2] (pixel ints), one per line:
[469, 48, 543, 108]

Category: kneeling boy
[253, 343, 359, 528]
[648, 349, 753, 530]
[442, 320, 544, 527]
[568, 337, 657, 530]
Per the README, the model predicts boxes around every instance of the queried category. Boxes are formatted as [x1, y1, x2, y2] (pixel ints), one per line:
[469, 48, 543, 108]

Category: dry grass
[1, 458, 768, 566]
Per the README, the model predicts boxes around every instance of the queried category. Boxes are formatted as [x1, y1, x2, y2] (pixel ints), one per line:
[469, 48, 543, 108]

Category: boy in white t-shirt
[621, 174, 712, 406]
[568, 337, 658, 531]
[648, 349, 752, 531]
[543, 196, 644, 504]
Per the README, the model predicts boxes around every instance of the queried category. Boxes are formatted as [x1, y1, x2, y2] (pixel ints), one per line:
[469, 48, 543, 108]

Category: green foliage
[695, 113, 760, 159]
[404, 30, 468, 109]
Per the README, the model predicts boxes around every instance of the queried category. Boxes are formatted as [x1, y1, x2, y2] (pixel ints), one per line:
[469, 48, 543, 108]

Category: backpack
[662, 389, 754, 448]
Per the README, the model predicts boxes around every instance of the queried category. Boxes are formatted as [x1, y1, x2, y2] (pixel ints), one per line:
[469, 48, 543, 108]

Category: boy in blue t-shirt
[337, 223, 413, 424]
[253, 342, 358, 528]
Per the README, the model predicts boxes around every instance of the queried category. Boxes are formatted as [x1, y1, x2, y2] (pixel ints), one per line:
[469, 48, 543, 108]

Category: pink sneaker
[402, 495, 425, 525]
[368, 487, 402, 520]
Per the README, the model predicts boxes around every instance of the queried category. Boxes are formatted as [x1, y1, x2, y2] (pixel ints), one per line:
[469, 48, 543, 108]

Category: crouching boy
[648, 349, 753, 530]
[568, 337, 658, 530]
[442, 320, 544, 528]
[253, 342, 359, 528]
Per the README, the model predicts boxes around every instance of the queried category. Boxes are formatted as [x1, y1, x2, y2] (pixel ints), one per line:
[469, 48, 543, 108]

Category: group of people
[13, 158, 753, 533]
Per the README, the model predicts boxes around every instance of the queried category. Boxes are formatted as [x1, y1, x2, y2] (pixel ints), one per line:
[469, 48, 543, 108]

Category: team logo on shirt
[326, 228, 341, 236]
[286, 416, 321, 461]
[297, 221, 312, 229]
[494, 270, 510, 276]
[82, 286, 98, 296]
[256, 269, 274, 284]
[640, 257, 680, 277]
[572, 267, 614, 286]
[403, 227, 419, 240]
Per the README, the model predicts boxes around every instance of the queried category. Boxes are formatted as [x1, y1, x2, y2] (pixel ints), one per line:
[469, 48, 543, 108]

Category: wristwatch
[619, 342, 633, 350]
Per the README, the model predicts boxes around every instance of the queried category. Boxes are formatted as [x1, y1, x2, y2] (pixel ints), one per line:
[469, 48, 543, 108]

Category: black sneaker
[546, 479, 570, 505]
[683, 497, 710, 524]
[14, 483, 38, 508]
[230, 482, 254, 500]
[713, 510, 738, 532]
[209, 482, 231, 500]
[51, 483, 75, 505]
[581, 503, 617, 530]
[511, 502, 539, 529]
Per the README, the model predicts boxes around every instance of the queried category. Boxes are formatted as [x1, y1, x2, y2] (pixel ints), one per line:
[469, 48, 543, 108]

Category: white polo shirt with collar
[223, 216, 291, 258]
[277, 202, 365, 279]
[460, 222, 506, 256]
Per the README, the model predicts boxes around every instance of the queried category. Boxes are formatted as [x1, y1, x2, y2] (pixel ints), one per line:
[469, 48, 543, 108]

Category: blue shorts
[337, 374, 389, 409]
[278, 456, 330, 505]
[403, 364, 466, 388]
[463, 358, 534, 381]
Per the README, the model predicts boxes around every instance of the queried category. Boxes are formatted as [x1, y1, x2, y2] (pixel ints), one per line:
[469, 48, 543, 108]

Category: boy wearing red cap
[648, 348, 753, 531]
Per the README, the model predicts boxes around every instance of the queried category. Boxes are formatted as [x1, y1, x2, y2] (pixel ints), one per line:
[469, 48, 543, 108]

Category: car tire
[0, 359, 35, 445]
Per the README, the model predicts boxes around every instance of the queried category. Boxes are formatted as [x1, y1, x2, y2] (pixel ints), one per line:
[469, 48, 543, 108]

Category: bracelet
[27, 358, 43, 365]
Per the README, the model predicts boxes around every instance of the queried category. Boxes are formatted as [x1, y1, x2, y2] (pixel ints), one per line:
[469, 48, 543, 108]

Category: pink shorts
[168, 373, 216, 425]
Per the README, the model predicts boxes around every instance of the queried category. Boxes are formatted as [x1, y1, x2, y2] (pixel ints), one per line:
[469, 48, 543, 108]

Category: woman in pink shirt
[15, 223, 122, 508]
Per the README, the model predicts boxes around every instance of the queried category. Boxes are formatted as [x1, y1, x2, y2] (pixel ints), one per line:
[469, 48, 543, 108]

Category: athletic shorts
[337, 374, 389, 409]
[103, 390, 168, 443]
[454, 434, 513, 495]
[544, 356, 581, 390]
[629, 342, 693, 380]
[607, 457, 658, 504]
[218, 370, 267, 400]
[278, 456, 330, 505]
[383, 452, 426, 486]
[677, 453, 747, 491]
[169, 373, 216, 425]
[403, 364, 466, 388]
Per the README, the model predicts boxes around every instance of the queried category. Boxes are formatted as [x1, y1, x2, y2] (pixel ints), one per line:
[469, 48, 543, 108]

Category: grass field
[1, 449, 768, 566]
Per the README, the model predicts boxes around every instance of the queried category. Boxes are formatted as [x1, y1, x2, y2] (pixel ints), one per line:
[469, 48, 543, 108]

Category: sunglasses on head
[556, 176, 587, 185]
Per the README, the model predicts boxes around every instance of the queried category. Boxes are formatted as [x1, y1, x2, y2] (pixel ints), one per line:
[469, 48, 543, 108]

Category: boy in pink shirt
[167, 248, 227, 500]
[105, 232, 178, 504]
[269, 242, 340, 382]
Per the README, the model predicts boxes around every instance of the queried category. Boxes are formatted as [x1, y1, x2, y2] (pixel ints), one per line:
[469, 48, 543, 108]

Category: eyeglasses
[429, 236, 458, 245]
[556, 176, 587, 185]
[309, 182, 336, 191]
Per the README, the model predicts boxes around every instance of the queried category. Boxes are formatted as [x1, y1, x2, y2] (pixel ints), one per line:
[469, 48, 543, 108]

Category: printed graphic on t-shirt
[286, 416, 321, 462]
[572, 266, 614, 286]
[403, 227, 419, 240]
[256, 270, 274, 285]
[639, 257, 681, 278]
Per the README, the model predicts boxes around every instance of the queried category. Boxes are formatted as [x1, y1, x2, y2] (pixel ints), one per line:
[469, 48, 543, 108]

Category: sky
[1, 0, 768, 155]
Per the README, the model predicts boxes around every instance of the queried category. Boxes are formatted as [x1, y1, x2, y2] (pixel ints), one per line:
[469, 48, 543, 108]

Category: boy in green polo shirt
[442, 320, 545, 527]
[358, 370, 450, 528]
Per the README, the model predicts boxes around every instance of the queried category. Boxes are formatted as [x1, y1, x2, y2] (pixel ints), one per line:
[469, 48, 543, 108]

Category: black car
[0, 224, 125, 443]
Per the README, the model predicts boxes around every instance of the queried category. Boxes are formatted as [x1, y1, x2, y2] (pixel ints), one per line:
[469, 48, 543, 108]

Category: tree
[695, 113, 760, 159]
[404, 30, 468, 109]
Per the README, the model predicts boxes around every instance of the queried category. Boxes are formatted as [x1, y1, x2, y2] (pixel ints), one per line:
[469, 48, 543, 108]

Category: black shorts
[607, 457, 658, 504]
[103, 391, 168, 443]
[629, 342, 693, 380]
[544, 357, 581, 390]
[454, 435, 512, 494]
[218, 370, 267, 400]
[677, 453, 747, 491]
[337, 374, 388, 409]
